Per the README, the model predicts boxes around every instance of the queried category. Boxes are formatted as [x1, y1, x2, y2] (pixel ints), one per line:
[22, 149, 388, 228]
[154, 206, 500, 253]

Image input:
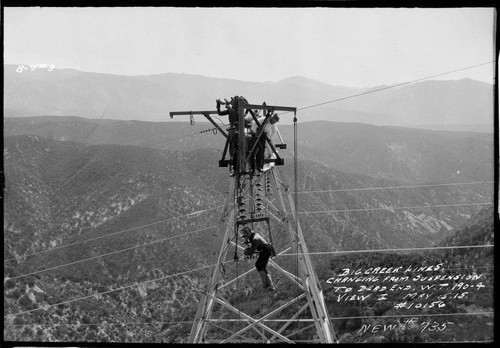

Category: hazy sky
[4, 7, 496, 88]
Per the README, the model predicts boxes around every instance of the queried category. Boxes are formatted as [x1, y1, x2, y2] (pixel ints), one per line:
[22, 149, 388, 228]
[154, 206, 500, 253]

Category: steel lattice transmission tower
[170, 97, 338, 343]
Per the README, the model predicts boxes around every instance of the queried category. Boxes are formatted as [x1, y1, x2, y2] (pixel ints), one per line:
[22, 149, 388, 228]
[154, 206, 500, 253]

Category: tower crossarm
[169, 111, 228, 138]
[244, 104, 297, 114]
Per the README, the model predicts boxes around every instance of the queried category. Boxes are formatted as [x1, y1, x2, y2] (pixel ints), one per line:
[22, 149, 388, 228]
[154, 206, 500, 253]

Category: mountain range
[3, 64, 494, 132]
[4, 121, 494, 276]
[4, 116, 494, 185]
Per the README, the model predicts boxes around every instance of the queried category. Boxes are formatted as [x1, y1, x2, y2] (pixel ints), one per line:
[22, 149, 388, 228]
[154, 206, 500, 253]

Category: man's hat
[240, 226, 253, 238]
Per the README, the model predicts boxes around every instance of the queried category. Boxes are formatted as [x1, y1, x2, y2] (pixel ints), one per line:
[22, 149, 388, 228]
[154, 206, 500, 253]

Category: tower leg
[268, 168, 338, 343]
[188, 180, 236, 343]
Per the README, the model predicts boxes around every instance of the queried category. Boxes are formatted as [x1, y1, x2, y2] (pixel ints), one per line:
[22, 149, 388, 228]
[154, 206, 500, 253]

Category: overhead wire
[8, 275, 493, 337]
[442, 341, 495, 344]
[298, 202, 492, 215]
[134, 130, 205, 148]
[24, 234, 485, 304]
[327, 311, 494, 322]
[7, 225, 219, 281]
[9, 261, 225, 317]
[8, 257, 248, 318]
[5, 311, 494, 327]
[277, 61, 495, 115]
[7, 244, 493, 321]
[57, 103, 115, 190]
[4, 320, 198, 327]
[131, 114, 227, 148]
[294, 181, 494, 195]
[279, 244, 494, 257]
[4, 205, 223, 263]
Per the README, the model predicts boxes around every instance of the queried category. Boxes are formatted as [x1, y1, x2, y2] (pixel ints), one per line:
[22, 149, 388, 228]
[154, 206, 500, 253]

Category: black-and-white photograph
[3, 6, 496, 344]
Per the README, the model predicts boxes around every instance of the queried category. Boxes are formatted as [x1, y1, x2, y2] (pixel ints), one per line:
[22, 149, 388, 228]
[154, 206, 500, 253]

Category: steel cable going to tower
[6, 310, 494, 327]
[294, 181, 493, 195]
[56, 103, 116, 190]
[130, 114, 229, 148]
[8, 254, 493, 340]
[277, 61, 494, 116]
[7, 240, 493, 325]
[9, 260, 230, 317]
[6, 224, 219, 281]
[297, 202, 492, 215]
[279, 243, 494, 257]
[30, 239, 484, 286]
[4, 205, 223, 264]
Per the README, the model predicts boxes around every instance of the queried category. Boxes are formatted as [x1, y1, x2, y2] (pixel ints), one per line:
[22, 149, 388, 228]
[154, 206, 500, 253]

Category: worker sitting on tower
[244, 108, 280, 172]
[216, 97, 235, 126]
[243, 110, 261, 173]
[259, 111, 280, 170]
[240, 226, 276, 291]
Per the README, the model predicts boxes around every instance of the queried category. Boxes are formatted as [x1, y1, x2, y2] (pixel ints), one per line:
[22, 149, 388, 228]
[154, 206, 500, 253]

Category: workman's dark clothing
[245, 115, 267, 174]
[244, 232, 276, 272]
[216, 99, 234, 122]
[217, 97, 250, 173]
[254, 135, 266, 172]
[217, 97, 246, 126]
[242, 230, 276, 291]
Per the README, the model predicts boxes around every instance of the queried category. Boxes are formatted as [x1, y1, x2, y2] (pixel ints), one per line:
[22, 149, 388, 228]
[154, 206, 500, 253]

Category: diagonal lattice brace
[220, 293, 307, 343]
[206, 293, 294, 343]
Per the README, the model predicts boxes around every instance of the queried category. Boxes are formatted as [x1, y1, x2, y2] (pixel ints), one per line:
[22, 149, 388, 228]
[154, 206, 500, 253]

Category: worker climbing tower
[170, 97, 338, 343]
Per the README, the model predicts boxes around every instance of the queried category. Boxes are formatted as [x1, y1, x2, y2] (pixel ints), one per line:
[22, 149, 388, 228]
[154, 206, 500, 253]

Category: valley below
[3, 114, 495, 343]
